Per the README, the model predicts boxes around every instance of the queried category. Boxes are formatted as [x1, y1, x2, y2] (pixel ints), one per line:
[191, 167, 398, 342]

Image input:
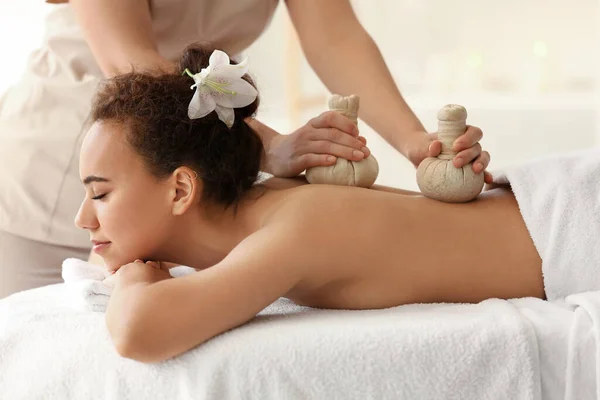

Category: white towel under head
[61, 258, 197, 312]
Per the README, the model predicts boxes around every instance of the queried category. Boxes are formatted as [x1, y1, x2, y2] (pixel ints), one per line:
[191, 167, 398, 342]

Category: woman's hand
[110, 260, 172, 288]
[405, 126, 493, 184]
[265, 111, 371, 178]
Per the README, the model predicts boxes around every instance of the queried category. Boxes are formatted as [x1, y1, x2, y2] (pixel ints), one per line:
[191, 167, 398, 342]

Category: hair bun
[234, 90, 259, 121]
[178, 44, 211, 76]
[178, 44, 259, 123]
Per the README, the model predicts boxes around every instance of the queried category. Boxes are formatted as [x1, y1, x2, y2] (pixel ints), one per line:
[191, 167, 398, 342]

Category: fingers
[145, 260, 170, 272]
[452, 125, 483, 152]
[427, 140, 442, 158]
[309, 111, 368, 154]
[291, 153, 338, 172]
[285, 111, 372, 174]
[305, 138, 370, 162]
[471, 150, 491, 174]
[145, 261, 160, 269]
[310, 111, 359, 137]
[456, 147, 492, 181]
[484, 171, 494, 184]
[134, 259, 163, 270]
[448, 125, 491, 178]
[304, 125, 369, 156]
[291, 140, 369, 172]
[156, 261, 171, 272]
[453, 143, 482, 168]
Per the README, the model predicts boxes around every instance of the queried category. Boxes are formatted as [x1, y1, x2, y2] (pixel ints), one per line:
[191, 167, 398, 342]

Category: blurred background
[1, 0, 598, 190]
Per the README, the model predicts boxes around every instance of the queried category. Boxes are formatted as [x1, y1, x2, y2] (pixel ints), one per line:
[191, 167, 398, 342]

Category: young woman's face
[75, 121, 175, 271]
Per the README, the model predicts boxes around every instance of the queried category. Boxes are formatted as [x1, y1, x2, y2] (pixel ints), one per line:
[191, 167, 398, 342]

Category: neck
[161, 192, 265, 269]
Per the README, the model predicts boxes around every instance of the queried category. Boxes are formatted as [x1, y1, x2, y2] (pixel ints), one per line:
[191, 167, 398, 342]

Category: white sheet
[0, 275, 543, 400]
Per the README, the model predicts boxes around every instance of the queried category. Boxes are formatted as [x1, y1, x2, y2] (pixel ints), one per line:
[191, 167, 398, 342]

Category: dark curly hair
[90, 44, 263, 209]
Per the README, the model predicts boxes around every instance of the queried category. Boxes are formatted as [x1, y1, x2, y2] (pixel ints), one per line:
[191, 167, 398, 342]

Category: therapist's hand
[265, 111, 371, 178]
[405, 125, 493, 184]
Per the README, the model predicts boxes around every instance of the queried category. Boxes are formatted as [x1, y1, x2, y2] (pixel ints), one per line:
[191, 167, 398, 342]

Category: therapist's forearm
[70, 0, 175, 77]
[246, 118, 281, 174]
[304, 29, 425, 157]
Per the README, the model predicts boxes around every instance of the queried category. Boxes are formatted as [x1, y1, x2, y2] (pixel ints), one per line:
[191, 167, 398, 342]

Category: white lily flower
[185, 50, 258, 128]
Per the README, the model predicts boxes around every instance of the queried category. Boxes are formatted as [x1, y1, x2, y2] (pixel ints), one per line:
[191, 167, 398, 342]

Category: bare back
[257, 179, 544, 309]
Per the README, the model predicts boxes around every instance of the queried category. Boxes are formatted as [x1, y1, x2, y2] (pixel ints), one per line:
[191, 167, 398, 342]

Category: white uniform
[0, 0, 279, 297]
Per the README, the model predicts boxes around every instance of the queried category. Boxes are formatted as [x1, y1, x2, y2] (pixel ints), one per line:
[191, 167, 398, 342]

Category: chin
[101, 253, 132, 273]
[104, 244, 165, 271]
[105, 260, 124, 273]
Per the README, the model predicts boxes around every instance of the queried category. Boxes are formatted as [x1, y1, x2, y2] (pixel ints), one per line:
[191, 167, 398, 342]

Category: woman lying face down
[75, 44, 545, 363]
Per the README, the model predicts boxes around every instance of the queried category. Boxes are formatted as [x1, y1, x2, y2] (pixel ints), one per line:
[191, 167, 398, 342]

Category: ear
[169, 167, 200, 216]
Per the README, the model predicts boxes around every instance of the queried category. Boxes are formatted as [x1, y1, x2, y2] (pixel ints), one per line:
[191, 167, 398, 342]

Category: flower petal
[214, 105, 235, 128]
[210, 57, 250, 81]
[212, 79, 258, 108]
[209, 50, 230, 67]
[188, 87, 216, 119]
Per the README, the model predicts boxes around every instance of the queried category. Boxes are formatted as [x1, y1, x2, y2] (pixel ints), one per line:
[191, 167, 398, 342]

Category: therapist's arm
[70, 0, 175, 77]
[285, 0, 425, 158]
[285, 0, 492, 180]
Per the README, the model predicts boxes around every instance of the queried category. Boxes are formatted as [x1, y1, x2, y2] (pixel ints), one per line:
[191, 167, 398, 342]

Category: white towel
[0, 281, 542, 400]
[492, 147, 600, 300]
[510, 296, 589, 400]
[61, 258, 109, 282]
[61, 258, 112, 312]
[562, 291, 600, 400]
[61, 258, 197, 312]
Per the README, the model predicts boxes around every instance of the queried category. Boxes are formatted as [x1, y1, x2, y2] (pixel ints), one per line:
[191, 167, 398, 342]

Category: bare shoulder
[206, 224, 308, 298]
[175, 226, 308, 341]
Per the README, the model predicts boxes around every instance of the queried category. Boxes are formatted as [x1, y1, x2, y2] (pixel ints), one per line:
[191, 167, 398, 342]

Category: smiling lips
[91, 240, 111, 253]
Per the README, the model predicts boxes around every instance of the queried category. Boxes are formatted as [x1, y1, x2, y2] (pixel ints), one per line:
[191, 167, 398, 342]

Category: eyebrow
[83, 176, 110, 185]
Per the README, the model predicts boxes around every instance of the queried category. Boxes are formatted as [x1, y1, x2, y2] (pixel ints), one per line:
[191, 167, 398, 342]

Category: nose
[74, 198, 99, 230]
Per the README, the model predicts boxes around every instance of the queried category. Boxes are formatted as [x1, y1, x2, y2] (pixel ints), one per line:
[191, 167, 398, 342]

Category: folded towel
[61, 258, 197, 312]
[65, 279, 113, 312]
[492, 146, 600, 300]
[61, 258, 108, 282]
[61, 258, 111, 312]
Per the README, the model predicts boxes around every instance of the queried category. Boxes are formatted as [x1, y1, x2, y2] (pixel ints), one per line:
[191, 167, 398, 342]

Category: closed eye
[92, 193, 107, 201]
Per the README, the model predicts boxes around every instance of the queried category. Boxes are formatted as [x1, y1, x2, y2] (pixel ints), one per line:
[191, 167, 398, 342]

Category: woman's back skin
[91, 176, 544, 308]
[218, 177, 544, 309]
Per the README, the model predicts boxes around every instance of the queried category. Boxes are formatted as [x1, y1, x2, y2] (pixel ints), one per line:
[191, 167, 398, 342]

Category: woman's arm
[246, 118, 283, 174]
[69, 0, 175, 77]
[106, 228, 302, 363]
[285, 0, 425, 157]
